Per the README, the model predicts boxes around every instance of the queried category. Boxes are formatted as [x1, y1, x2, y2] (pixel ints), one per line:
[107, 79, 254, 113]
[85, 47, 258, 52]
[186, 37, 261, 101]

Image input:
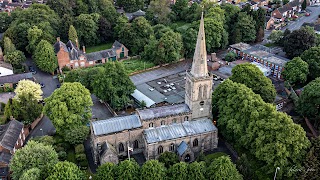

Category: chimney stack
[211, 53, 217, 62]
[75, 38, 79, 48]
[57, 37, 60, 42]
[83, 46, 86, 53]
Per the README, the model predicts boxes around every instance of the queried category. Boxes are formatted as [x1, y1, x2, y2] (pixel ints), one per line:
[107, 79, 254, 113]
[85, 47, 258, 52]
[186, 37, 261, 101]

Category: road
[264, 6, 320, 40]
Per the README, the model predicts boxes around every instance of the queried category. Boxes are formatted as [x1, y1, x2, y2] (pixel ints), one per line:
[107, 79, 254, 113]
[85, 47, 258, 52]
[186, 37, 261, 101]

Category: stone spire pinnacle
[190, 12, 208, 78]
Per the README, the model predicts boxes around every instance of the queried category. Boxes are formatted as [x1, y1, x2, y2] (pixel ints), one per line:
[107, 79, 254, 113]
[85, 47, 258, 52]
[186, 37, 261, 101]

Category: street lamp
[274, 167, 280, 180]
[40, 128, 43, 136]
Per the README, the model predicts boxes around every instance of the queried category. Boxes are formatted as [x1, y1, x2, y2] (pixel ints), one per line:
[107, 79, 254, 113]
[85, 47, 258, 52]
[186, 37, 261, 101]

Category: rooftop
[91, 114, 142, 136]
[144, 118, 217, 144]
[0, 119, 23, 151]
[0, 72, 33, 84]
[137, 104, 190, 121]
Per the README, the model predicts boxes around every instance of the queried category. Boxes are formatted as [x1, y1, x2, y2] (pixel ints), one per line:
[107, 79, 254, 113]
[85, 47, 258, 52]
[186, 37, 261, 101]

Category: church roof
[144, 118, 217, 144]
[137, 104, 190, 121]
[177, 141, 188, 156]
[91, 115, 142, 136]
[190, 12, 209, 78]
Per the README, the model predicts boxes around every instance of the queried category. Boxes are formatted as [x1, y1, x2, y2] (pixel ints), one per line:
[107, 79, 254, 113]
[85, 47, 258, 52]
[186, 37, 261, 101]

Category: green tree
[59, 14, 74, 41]
[267, 30, 284, 45]
[75, 13, 99, 46]
[26, 26, 43, 54]
[19, 168, 41, 180]
[188, 161, 206, 180]
[68, 25, 78, 45]
[43, 82, 93, 135]
[4, 98, 20, 121]
[158, 151, 179, 169]
[64, 125, 90, 145]
[172, 0, 188, 21]
[301, 46, 320, 80]
[302, 0, 307, 10]
[206, 156, 243, 180]
[201, 17, 227, 52]
[282, 57, 309, 84]
[93, 62, 135, 110]
[10, 141, 58, 180]
[0, 12, 12, 33]
[236, 154, 254, 180]
[46, 0, 73, 17]
[148, 0, 171, 24]
[153, 24, 172, 40]
[297, 78, 320, 121]
[14, 79, 43, 102]
[74, 0, 89, 16]
[180, 27, 197, 58]
[213, 80, 310, 179]
[283, 26, 316, 59]
[115, 160, 140, 180]
[221, 4, 240, 44]
[116, 0, 144, 12]
[114, 16, 134, 51]
[3, 37, 16, 55]
[47, 161, 85, 180]
[167, 162, 188, 180]
[252, 8, 266, 42]
[97, 16, 113, 43]
[34, 40, 58, 74]
[14, 93, 43, 125]
[131, 17, 154, 54]
[95, 162, 115, 180]
[141, 160, 166, 180]
[4, 50, 26, 67]
[185, 3, 201, 22]
[230, 63, 276, 103]
[234, 12, 256, 43]
[225, 52, 237, 62]
[32, 135, 55, 146]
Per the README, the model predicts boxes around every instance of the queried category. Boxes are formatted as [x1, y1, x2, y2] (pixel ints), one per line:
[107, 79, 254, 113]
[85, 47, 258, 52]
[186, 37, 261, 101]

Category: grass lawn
[122, 59, 156, 74]
[205, 152, 228, 164]
[170, 21, 191, 31]
[86, 42, 113, 53]
[264, 43, 275, 47]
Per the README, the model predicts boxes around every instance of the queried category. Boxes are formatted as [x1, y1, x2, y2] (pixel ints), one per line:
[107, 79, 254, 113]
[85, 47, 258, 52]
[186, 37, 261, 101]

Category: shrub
[58, 151, 67, 161]
[79, 160, 88, 167]
[225, 52, 237, 62]
[76, 153, 87, 162]
[75, 144, 85, 154]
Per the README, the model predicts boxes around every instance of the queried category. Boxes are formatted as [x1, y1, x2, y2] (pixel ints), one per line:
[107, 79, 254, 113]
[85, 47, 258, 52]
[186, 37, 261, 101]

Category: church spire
[190, 12, 208, 78]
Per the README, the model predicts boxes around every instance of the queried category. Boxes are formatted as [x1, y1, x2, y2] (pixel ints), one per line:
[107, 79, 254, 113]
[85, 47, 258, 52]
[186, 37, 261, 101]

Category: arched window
[149, 122, 154, 128]
[172, 118, 177, 124]
[133, 140, 139, 149]
[203, 85, 208, 99]
[184, 116, 189, 121]
[158, 146, 163, 155]
[169, 143, 175, 152]
[198, 85, 203, 100]
[193, 139, 198, 147]
[161, 120, 165, 126]
[118, 143, 124, 152]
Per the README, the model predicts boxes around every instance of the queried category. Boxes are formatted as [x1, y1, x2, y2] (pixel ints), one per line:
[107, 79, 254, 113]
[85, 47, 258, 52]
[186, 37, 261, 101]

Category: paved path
[130, 60, 191, 85]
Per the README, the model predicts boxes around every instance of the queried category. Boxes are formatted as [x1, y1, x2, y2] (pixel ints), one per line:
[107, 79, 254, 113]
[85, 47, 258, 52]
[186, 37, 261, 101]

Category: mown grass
[122, 59, 156, 74]
[86, 42, 113, 53]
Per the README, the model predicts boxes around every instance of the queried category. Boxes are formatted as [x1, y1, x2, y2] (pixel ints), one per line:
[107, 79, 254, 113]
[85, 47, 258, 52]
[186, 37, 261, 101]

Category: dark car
[29, 66, 37, 74]
[57, 84, 60, 88]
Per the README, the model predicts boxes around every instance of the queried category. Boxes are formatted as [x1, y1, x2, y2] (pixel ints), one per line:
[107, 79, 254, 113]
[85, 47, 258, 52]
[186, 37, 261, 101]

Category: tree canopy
[75, 13, 99, 46]
[43, 82, 93, 135]
[141, 160, 166, 180]
[68, 25, 78, 45]
[229, 63, 276, 103]
[93, 62, 135, 110]
[282, 57, 309, 84]
[33, 40, 58, 74]
[283, 26, 317, 59]
[14, 79, 43, 101]
[95, 162, 115, 180]
[4, 50, 26, 67]
[115, 160, 140, 180]
[301, 46, 320, 80]
[157, 151, 179, 169]
[206, 156, 243, 180]
[19, 168, 41, 180]
[167, 162, 188, 180]
[47, 161, 85, 180]
[10, 141, 58, 180]
[212, 79, 310, 179]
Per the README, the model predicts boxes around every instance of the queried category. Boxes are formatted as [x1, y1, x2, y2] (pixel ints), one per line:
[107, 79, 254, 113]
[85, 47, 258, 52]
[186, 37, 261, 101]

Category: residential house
[54, 39, 129, 71]
[0, 119, 24, 180]
[0, 72, 34, 89]
[253, 0, 269, 7]
[0, 62, 13, 77]
[228, 43, 289, 79]
[0, 0, 22, 12]
[289, 0, 302, 12]
[121, 9, 146, 22]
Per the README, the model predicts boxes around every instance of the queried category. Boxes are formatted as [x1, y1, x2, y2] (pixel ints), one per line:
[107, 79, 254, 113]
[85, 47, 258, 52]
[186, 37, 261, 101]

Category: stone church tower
[185, 12, 213, 119]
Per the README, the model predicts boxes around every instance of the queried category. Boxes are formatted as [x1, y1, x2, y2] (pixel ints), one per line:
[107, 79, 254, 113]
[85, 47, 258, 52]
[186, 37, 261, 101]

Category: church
[90, 13, 218, 165]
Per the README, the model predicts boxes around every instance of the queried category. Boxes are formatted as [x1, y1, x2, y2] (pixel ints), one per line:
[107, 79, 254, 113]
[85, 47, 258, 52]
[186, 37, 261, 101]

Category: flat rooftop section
[0, 92, 15, 104]
[92, 114, 142, 136]
[144, 118, 217, 144]
[230, 43, 289, 67]
[134, 72, 187, 105]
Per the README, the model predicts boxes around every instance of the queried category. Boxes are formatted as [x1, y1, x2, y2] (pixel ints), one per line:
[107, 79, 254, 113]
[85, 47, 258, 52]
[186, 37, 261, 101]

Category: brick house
[0, 119, 24, 180]
[53, 39, 129, 72]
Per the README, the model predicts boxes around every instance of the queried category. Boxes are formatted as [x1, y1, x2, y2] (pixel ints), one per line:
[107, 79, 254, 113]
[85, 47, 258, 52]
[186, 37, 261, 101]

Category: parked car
[305, 12, 310, 16]
[292, 15, 298, 18]
[29, 66, 37, 74]
[57, 84, 61, 88]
